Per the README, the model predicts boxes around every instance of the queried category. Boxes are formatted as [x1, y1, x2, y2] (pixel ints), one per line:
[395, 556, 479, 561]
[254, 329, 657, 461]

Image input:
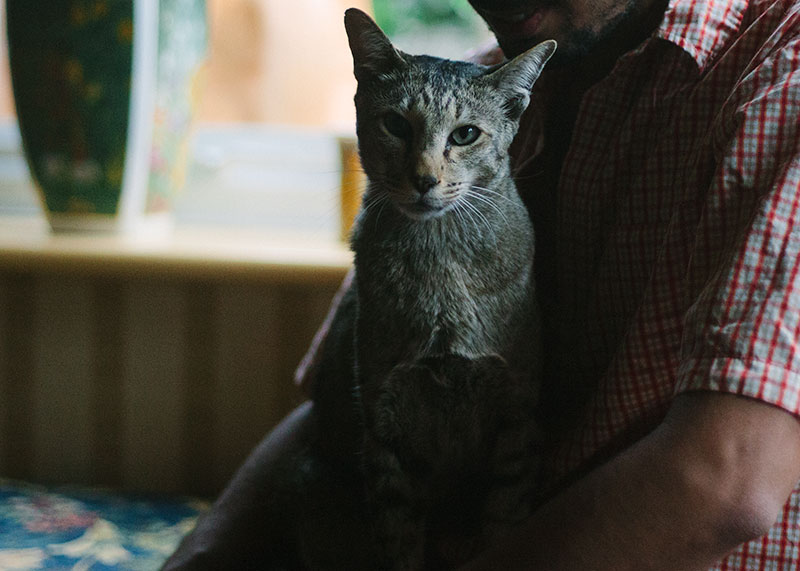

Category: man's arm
[462, 391, 800, 570]
[162, 402, 316, 570]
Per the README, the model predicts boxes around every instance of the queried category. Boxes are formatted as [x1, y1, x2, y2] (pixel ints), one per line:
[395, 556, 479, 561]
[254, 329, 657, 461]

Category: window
[0, 0, 490, 242]
[373, 0, 490, 58]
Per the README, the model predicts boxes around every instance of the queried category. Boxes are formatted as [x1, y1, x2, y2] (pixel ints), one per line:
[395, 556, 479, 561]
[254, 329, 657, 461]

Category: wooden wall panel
[0, 271, 339, 496]
[0, 278, 9, 475]
[214, 285, 284, 490]
[181, 282, 220, 496]
[121, 280, 188, 493]
[0, 275, 37, 480]
[211, 283, 336, 491]
[90, 279, 126, 486]
[30, 277, 94, 485]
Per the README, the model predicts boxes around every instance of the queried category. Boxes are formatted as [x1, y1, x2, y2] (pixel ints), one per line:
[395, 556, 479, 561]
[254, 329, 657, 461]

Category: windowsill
[0, 119, 358, 284]
[0, 215, 352, 284]
[1, 121, 356, 235]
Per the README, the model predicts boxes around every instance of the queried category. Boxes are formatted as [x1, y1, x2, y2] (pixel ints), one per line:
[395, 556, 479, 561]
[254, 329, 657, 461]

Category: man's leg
[162, 402, 317, 570]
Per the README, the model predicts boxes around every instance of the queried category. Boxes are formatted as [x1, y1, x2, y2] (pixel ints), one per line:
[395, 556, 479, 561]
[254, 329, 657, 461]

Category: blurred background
[0, 0, 491, 238]
[196, 0, 490, 125]
[0, 0, 489, 123]
[0, 0, 492, 498]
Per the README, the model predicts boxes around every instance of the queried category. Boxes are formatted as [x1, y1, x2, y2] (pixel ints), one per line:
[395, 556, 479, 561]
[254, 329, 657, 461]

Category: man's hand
[293, 269, 354, 396]
[461, 391, 800, 570]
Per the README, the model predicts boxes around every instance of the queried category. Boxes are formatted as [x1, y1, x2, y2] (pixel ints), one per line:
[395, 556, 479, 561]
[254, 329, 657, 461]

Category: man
[165, 0, 800, 568]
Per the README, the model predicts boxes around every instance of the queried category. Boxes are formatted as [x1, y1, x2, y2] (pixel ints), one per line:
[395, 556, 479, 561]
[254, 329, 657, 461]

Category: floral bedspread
[0, 478, 209, 570]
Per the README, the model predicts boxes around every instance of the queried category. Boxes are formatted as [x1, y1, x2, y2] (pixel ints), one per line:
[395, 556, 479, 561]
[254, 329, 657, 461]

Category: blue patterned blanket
[0, 479, 209, 570]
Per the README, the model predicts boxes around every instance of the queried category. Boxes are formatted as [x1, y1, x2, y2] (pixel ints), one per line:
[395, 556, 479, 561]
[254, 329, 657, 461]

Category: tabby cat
[344, 8, 556, 570]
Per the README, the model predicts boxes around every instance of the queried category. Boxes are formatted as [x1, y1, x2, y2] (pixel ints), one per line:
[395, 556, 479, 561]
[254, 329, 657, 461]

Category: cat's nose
[412, 174, 439, 195]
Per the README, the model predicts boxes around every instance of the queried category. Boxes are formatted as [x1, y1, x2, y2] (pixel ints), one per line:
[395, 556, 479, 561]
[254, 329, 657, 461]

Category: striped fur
[345, 9, 555, 570]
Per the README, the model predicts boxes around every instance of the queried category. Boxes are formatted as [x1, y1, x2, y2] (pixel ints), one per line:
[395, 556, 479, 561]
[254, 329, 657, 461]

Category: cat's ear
[486, 40, 557, 119]
[344, 8, 406, 81]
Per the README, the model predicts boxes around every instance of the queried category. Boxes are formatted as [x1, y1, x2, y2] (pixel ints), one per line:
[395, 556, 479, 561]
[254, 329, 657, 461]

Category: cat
[343, 8, 556, 570]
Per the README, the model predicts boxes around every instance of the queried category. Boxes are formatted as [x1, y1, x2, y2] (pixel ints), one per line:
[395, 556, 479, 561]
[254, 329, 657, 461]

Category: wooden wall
[0, 271, 339, 497]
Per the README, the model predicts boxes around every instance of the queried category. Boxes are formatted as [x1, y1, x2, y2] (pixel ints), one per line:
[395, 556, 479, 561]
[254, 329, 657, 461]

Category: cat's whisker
[446, 182, 505, 234]
[373, 196, 391, 231]
[469, 185, 520, 207]
[451, 200, 470, 231]
[453, 200, 484, 238]
[362, 192, 392, 231]
[464, 189, 510, 227]
[362, 191, 388, 211]
[459, 195, 497, 239]
[511, 154, 541, 177]
[511, 168, 546, 181]
[464, 191, 508, 218]
[364, 192, 388, 207]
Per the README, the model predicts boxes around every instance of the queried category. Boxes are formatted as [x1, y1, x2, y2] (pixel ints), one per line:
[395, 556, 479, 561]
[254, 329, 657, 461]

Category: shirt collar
[653, 0, 748, 68]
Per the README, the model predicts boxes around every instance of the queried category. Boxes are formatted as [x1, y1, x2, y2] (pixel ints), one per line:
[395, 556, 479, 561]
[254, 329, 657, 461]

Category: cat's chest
[360, 240, 477, 326]
[355, 232, 486, 353]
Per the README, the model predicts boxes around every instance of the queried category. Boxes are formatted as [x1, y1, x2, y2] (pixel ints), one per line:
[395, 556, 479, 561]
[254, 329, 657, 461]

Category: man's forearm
[462, 392, 800, 571]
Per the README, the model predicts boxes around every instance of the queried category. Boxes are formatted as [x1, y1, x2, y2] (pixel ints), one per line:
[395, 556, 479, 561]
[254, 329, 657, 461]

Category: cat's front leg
[481, 412, 539, 544]
[363, 432, 427, 571]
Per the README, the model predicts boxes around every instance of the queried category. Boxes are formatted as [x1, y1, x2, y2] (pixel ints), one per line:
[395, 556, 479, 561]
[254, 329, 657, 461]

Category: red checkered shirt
[521, 0, 800, 567]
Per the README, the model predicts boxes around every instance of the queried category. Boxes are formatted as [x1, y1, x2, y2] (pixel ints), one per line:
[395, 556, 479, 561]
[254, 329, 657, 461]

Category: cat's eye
[382, 112, 412, 139]
[450, 125, 481, 146]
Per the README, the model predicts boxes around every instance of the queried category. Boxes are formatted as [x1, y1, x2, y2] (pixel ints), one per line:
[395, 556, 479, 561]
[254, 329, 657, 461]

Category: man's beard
[496, 0, 639, 66]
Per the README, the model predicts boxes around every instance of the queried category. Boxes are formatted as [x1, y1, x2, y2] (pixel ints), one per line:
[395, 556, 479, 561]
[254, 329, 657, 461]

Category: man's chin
[496, 36, 540, 59]
[498, 34, 591, 67]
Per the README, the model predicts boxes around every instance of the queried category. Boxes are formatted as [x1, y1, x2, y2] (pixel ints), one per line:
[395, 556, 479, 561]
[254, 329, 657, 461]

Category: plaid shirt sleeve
[676, 29, 800, 414]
